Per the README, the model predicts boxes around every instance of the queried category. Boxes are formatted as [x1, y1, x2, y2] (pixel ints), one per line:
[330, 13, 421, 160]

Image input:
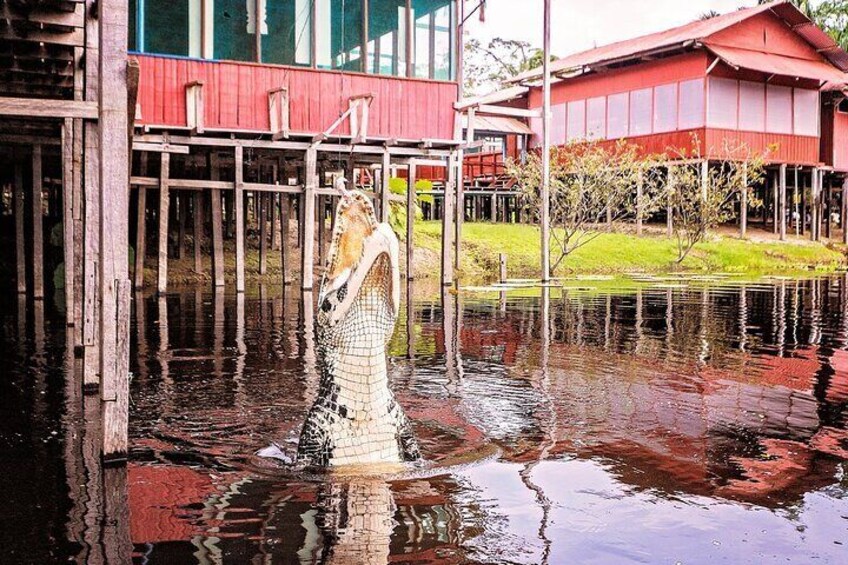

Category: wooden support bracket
[269, 87, 290, 140]
[350, 93, 374, 144]
[186, 81, 205, 134]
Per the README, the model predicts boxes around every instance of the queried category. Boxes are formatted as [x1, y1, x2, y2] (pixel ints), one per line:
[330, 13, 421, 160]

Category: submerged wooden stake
[234, 146, 245, 293]
[14, 157, 25, 294]
[157, 153, 170, 294]
[32, 145, 44, 300]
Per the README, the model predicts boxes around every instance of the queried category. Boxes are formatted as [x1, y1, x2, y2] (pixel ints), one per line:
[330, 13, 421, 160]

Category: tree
[667, 140, 766, 264]
[759, 0, 848, 50]
[507, 140, 664, 272]
[464, 37, 548, 96]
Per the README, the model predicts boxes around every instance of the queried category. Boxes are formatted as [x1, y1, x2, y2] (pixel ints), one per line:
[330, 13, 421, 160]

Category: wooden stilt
[259, 193, 268, 275]
[270, 193, 278, 250]
[210, 190, 225, 287]
[317, 195, 326, 265]
[381, 150, 391, 223]
[177, 193, 187, 260]
[234, 146, 246, 293]
[407, 162, 416, 280]
[32, 145, 44, 300]
[134, 186, 147, 289]
[772, 170, 779, 234]
[812, 167, 820, 242]
[842, 177, 848, 245]
[225, 191, 234, 239]
[193, 192, 203, 273]
[157, 153, 170, 294]
[826, 177, 833, 239]
[779, 163, 787, 241]
[666, 166, 674, 238]
[281, 195, 291, 284]
[63, 120, 75, 323]
[441, 152, 455, 286]
[636, 171, 643, 236]
[14, 157, 25, 294]
[302, 148, 317, 290]
[740, 163, 748, 239]
[801, 171, 807, 236]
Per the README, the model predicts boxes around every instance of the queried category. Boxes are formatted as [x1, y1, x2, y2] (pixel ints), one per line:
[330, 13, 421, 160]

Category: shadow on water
[1, 276, 848, 563]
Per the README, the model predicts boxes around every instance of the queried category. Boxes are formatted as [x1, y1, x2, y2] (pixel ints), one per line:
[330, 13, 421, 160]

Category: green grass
[414, 221, 846, 282]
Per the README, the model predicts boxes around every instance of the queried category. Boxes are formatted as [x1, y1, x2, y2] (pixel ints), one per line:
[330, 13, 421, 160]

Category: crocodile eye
[336, 282, 348, 302]
[321, 298, 333, 312]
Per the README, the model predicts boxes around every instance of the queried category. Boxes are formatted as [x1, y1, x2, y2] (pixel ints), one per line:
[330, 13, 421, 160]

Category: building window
[738, 80, 765, 132]
[653, 83, 677, 133]
[678, 78, 704, 130]
[586, 96, 606, 140]
[838, 99, 848, 114]
[551, 103, 566, 145]
[368, 0, 408, 76]
[707, 77, 738, 130]
[794, 88, 819, 137]
[214, 0, 256, 61]
[566, 100, 586, 142]
[629, 88, 652, 136]
[412, 0, 454, 80]
[316, 0, 363, 70]
[130, 0, 194, 56]
[766, 84, 793, 134]
[264, 0, 313, 66]
[607, 92, 629, 139]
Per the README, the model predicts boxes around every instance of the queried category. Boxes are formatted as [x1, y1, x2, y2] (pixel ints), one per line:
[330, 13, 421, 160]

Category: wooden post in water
[772, 170, 779, 234]
[302, 148, 317, 289]
[209, 154, 224, 287]
[842, 177, 848, 245]
[317, 195, 326, 265]
[407, 161, 416, 280]
[540, 0, 551, 282]
[15, 158, 25, 294]
[812, 167, 820, 241]
[740, 163, 748, 238]
[259, 193, 268, 275]
[667, 166, 674, 238]
[157, 153, 170, 294]
[62, 120, 76, 323]
[235, 146, 246, 293]
[779, 163, 787, 241]
[441, 152, 455, 286]
[381, 150, 391, 224]
[177, 193, 187, 260]
[193, 192, 203, 273]
[636, 170, 643, 237]
[32, 145, 44, 300]
[499, 254, 507, 283]
[134, 181, 147, 289]
[281, 194, 291, 284]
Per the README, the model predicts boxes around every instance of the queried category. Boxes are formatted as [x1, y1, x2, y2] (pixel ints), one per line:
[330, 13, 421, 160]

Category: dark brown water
[1, 277, 847, 564]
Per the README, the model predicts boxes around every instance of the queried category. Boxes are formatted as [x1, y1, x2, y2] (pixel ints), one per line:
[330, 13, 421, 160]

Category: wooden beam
[259, 193, 268, 275]
[317, 195, 325, 266]
[234, 146, 245, 293]
[441, 151, 455, 286]
[281, 195, 291, 284]
[32, 145, 44, 300]
[779, 163, 787, 241]
[193, 192, 203, 273]
[381, 151, 391, 223]
[302, 148, 317, 289]
[407, 162, 416, 280]
[269, 87, 290, 140]
[842, 176, 848, 245]
[132, 142, 190, 154]
[134, 186, 147, 289]
[157, 153, 170, 293]
[476, 104, 541, 119]
[667, 166, 674, 238]
[14, 157, 25, 294]
[636, 170, 643, 236]
[185, 81, 204, 134]
[740, 164, 748, 239]
[178, 194, 188, 260]
[0, 97, 98, 119]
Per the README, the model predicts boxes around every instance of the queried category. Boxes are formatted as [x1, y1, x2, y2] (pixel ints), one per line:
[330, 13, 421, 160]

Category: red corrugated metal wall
[831, 109, 848, 172]
[135, 55, 458, 140]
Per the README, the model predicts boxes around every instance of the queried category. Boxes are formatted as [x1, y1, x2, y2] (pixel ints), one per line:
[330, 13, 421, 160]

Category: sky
[464, 0, 764, 58]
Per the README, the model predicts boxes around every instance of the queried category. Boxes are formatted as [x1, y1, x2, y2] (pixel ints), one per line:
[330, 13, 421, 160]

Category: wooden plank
[134, 187, 147, 289]
[157, 153, 170, 293]
[32, 145, 44, 300]
[0, 25, 84, 47]
[302, 148, 317, 289]
[234, 146, 245, 293]
[0, 4, 85, 28]
[407, 162, 416, 280]
[193, 192, 203, 273]
[0, 97, 97, 119]
[132, 142, 190, 154]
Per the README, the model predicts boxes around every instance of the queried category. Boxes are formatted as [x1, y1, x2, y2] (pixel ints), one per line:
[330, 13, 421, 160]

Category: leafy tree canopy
[464, 37, 549, 96]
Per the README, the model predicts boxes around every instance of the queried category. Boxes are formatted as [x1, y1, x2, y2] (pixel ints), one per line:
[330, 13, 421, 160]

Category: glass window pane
[678, 78, 704, 129]
[566, 100, 585, 142]
[629, 88, 652, 136]
[412, 0, 453, 79]
[214, 0, 255, 61]
[739, 81, 765, 132]
[369, 0, 407, 76]
[316, 0, 363, 71]
[653, 83, 677, 133]
[586, 96, 606, 140]
[129, 0, 137, 51]
[551, 103, 566, 145]
[707, 77, 738, 129]
[766, 84, 792, 134]
[144, 0, 190, 56]
[794, 88, 819, 136]
[264, 0, 312, 66]
[607, 92, 629, 139]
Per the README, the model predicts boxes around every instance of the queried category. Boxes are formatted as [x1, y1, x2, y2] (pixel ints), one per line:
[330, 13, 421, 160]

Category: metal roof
[704, 43, 848, 84]
[462, 114, 533, 135]
[510, 0, 848, 84]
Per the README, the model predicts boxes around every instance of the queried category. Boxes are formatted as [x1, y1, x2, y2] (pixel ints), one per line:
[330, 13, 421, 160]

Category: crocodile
[296, 184, 420, 467]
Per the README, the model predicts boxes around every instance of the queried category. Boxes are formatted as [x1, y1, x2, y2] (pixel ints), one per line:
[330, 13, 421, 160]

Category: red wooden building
[128, 0, 463, 290]
[461, 0, 848, 239]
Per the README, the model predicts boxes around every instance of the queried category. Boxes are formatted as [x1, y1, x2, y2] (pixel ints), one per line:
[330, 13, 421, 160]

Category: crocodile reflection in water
[297, 182, 420, 467]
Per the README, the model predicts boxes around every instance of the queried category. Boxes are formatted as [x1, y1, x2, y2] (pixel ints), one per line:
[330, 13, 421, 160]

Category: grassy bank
[414, 221, 846, 282]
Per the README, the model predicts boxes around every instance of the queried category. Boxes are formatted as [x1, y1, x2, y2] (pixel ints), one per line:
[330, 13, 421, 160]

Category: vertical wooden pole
[270, 192, 278, 250]
[63, 120, 75, 322]
[812, 168, 820, 242]
[235, 146, 246, 293]
[635, 170, 643, 237]
[193, 191, 203, 273]
[842, 176, 848, 245]
[407, 161, 416, 280]
[209, 153, 224, 287]
[134, 185, 147, 289]
[441, 152, 455, 286]
[740, 163, 748, 239]
[826, 177, 833, 239]
[177, 193, 187, 259]
[381, 150, 391, 223]
[540, 0, 551, 282]
[302, 149, 317, 289]
[667, 166, 674, 238]
[772, 170, 779, 234]
[281, 195, 290, 284]
[779, 163, 787, 241]
[317, 195, 325, 265]
[259, 193, 268, 275]
[801, 170, 807, 236]
[15, 157, 25, 294]
[100, 0, 131, 459]
[32, 145, 44, 300]
[157, 153, 170, 294]
[499, 253, 507, 283]
[225, 191, 234, 239]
